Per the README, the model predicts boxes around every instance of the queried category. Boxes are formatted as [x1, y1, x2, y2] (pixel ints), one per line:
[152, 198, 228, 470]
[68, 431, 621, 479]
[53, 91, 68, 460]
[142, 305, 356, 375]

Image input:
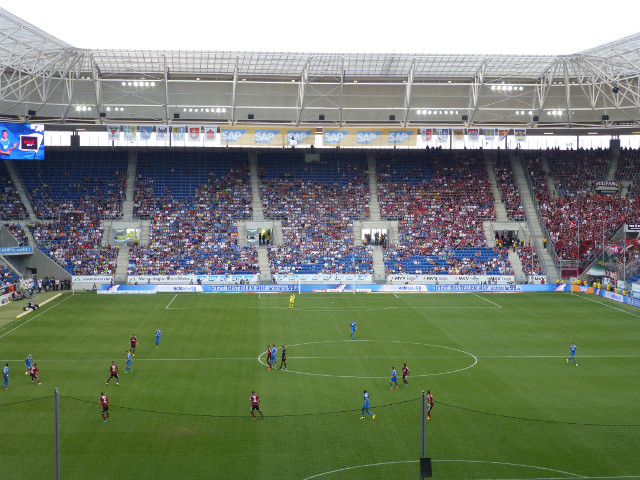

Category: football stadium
[1, 5, 640, 480]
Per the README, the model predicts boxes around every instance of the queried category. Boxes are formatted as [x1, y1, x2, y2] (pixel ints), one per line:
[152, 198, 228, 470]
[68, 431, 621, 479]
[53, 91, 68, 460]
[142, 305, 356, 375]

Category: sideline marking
[571, 292, 640, 319]
[257, 339, 478, 379]
[15, 293, 63, 319]
[301, 458, 587, 479]
[0, 294, 72, 341]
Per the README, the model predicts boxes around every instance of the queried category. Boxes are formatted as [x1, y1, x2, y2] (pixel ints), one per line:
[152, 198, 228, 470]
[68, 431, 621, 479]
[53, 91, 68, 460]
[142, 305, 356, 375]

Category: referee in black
[278, 345, 287, 370]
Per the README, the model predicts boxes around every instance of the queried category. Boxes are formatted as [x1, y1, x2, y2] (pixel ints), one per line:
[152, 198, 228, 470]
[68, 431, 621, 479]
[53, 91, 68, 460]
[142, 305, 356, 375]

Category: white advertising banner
[387, 274, 515, 285]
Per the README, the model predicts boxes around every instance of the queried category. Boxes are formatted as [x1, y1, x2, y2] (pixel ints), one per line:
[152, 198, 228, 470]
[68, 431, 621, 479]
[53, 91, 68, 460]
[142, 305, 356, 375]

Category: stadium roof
[1, 8, 639, 130]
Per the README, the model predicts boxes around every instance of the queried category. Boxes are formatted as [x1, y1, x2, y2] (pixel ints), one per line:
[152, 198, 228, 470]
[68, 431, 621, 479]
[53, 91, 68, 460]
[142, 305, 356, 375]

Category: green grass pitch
[1, 290, 639, 479]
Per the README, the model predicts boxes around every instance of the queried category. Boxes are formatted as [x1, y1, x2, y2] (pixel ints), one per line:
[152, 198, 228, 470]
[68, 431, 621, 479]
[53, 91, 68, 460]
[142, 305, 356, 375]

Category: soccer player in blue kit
[350, 318, 357, 340]
[25, 354, 34, 374]
[271, 345, 278, 369]
[2, 363, 8, 389]
[125, 350, 133, 373]
[389, 366, 398, 389]
[567, 342, 577, 366]
[361, 390, 375, 419]
[155, 328, 162, 348]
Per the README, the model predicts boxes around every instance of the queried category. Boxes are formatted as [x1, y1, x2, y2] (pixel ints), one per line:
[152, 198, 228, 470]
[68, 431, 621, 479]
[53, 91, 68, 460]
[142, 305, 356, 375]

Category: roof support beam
[296, 57, 311, 126]
[231, 56, 239, 126]
[403, 59, 415, 126]
[468, 59, 487, 125]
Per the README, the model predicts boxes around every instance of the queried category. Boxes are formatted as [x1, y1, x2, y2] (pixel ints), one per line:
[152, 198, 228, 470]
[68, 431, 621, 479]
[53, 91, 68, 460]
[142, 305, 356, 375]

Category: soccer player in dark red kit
[106, 361, 119, 385]
[29, 363, 41, 385]
[130, 333, 138, 356]
[427, 390, 434, 419]
[267, 345, 272, 370]
[99, 392, 109, 423]
[250, 390, 264, 419]
[402, 363, 410, 386]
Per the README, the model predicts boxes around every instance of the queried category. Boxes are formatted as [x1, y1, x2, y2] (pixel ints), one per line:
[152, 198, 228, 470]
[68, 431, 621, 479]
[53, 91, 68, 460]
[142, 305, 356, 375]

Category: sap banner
[220, 127, 314, 146]
[322, 128, 416, 147]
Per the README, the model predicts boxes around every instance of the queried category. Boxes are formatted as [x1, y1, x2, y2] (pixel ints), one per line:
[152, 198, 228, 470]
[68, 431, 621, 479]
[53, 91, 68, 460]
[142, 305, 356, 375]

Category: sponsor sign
[0, 246, 33, 255]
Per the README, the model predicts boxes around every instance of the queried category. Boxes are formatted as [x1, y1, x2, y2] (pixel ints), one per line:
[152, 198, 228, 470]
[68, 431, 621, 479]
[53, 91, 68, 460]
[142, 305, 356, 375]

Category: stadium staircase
[482, 152, 527, 282]
[248, 152, 265, 221]
[249, 152, 273, 283]
[122, 151, 137, 220]
[109, 151, 140, 284]
[510, 152, 560, 281]
[367, 153, 381, 221]
[540, 155, 557, 198]
[606, 148, 620, 181]
[483, 152, 509, 223]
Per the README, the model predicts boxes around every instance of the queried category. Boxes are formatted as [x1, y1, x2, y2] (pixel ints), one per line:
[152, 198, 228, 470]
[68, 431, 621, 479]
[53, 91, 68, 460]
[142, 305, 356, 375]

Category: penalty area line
[165, 294, 178, 310]
[473, 293, 503, 308]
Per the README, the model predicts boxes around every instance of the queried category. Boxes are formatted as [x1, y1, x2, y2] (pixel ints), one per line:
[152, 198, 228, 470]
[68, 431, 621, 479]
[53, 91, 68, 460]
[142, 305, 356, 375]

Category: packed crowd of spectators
[3, 223, 29, 246]
[15, 151, 128, 219]
[129, 152, 257, 275]
[378, 149, 503, 274]
[546, 148, 611, 196]
[524, 148, 640, 265]
[260, 151, 373, 274]
[615, 147, 640, 199]
[492, 149, 525, 220]
[384, 246, 513, 275]
[0, 162, 28, 219]
[30, 214, 119, 276]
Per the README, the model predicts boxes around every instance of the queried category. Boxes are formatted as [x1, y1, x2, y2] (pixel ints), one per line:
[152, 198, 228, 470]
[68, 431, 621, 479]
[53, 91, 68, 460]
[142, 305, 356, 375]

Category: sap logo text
[357, 131, 382, 144]
[221, 129, 248, 142]
[389, 131, 413, 143]
[288, 131, 312, 142]
[324, 131, 349, 144]
[255, 130, 280, 143]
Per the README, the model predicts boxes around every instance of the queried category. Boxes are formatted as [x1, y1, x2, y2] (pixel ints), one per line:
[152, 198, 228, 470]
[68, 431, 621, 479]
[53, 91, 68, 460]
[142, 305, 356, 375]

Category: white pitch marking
[302, 458, 588, 480]
[473, 293, 503, 308]
[571, 292, 640, 318]
[165, 294, 178, 310]
[0, 294, 72, 341]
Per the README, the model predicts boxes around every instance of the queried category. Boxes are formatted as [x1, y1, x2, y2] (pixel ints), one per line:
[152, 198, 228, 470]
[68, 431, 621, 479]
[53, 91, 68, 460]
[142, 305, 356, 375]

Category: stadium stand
[491, 149, 525, 221]
[378, 149, 506, 274]
[259, 150, 373, 274]
[129, 150, 257, 276]
[3, 222, 29, 246]
[0, 160, 28, 220]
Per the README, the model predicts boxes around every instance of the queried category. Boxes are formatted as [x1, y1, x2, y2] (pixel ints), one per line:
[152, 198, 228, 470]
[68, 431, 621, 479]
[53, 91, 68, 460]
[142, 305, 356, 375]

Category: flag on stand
[189, 126, 201, 141]
[107, 125, 121, 141]
[172, 126, 185, 141]
[140, 126, 153, 141]
[204, 126, 216, 142]
[437, 128, 449, 143]
[125, 125, 137, 142]
[483, 128, 495, 141]
[156, 126, 169, 141]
